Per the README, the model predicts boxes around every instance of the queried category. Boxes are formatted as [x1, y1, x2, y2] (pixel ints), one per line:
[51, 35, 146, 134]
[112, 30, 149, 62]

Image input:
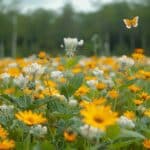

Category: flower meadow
[0, 40, 150, 150]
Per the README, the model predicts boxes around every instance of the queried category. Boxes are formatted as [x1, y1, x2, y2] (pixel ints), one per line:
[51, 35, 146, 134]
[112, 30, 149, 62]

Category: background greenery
[0, 0, 149, 57]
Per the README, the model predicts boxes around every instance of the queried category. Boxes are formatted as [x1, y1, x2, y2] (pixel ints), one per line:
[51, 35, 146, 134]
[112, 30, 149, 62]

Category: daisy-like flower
[15, 110, 47, 126]
[38, 51, 47, 59]
[0, 125, 8, 139]
[143, 139, 150, 149]
[123, 111, 135, 120]
[80, 104, 118, 131]
[0, 140, 15, 150]
[128, 84, 140, 93]
[74, 85, 89, 97]
[108, 90, 119, 99]
[96, 82, 107, 90]
[64, 130, 77, 142]
[144, 109, 150, 117]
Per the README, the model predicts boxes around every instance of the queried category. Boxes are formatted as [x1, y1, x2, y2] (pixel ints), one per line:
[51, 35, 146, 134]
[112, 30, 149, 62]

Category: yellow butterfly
[123, 16, 139, 29]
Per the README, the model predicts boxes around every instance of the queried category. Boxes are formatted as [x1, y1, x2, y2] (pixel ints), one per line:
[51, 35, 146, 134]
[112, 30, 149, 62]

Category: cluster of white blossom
[0, 73, 10, 83]
[63, 37, 84, 57]
[118, 55, 135, 67]
[30, 124, 47, 138]
[51, 70, 63, 79]
[13, 74, 29, 88]
[80, 124, 104, 139]
[117, 116, 135, 129]
[23, 63, 45, 75]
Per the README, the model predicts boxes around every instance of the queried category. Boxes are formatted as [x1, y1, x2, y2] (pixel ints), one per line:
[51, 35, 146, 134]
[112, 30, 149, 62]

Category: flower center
[94, 116, 104, 123]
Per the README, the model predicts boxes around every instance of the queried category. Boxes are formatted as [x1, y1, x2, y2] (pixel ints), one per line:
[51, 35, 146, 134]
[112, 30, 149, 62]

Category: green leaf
[0, 95, 32, 109]
[119, 129, 145, 139]
[106, 125, 121, 139]
[108, 139, 141, 150]
[60, 73, 84, 98]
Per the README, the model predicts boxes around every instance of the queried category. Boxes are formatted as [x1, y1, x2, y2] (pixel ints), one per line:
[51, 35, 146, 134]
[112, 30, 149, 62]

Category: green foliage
[59, 73, 84, 99]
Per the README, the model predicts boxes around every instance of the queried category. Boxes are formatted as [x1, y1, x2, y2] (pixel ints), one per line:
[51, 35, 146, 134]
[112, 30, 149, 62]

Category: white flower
[78, 40, 84, 46]
[0, 73, 10, 82]
[118, 55, 135, 67]
[68, 99, 78, 107]
[93, 68, 104, 76]
[63, 37, 84, 57]
[30, 124, 47, 138]
[103, 79, 114, 88]
[86, 80, 98, 88]
[0, 104, 14, 113]
[23, 63, 45, 75]
[80, 124, 103, 139]
[51, 71, 63, 79]
[13, 74, 28, 88]
[117, 116, 135, 129]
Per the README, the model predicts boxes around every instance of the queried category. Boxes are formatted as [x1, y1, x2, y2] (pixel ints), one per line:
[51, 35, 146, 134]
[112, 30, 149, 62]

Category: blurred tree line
[0, 0, 149, 57]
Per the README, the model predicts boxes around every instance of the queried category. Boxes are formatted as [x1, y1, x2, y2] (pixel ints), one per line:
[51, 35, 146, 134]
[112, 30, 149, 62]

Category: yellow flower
[0, 140, 15, 150]
[124, 111, 135, 120]
[4, 88, 15, 95]
[57, 65, 65, 71]
[72, 67, 82, 74]
[132, 53, 144, 61]
[80, 104, 118, 131]
[7, 67, 21, 77]
[143, 139, 150, 149]
[134, 99, 143, 105]
[15, 110, 47, 125]
[44, 80, 57, 88]
[23, 88, 32, 95]
[140, 92, 150, 100]
[42, 87, 59, 96]
[138, 70, 150, 79]
[38, 51, 47, 59]
[108, 90, 119, 99]
[0, 125, 8, 139]
[74, 86, 89, 97]
[144, 110, 150, 117]
[64, 130, 77, 142]
[96, 82, 107, 90]
[128, 85, 140, 93]
[85, 61, 96, 69]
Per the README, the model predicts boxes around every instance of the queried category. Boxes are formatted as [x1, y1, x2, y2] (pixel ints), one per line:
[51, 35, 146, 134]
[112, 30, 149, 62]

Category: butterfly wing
[132, 16, 139, 27]
[123, 19, 132, 29]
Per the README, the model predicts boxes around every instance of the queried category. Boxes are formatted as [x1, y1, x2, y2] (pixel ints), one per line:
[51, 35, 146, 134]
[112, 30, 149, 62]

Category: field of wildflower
[0, 39, 150, 150]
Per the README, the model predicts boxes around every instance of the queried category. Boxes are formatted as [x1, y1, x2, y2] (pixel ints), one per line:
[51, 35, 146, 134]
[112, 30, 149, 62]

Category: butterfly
[123, 16, 139, 29]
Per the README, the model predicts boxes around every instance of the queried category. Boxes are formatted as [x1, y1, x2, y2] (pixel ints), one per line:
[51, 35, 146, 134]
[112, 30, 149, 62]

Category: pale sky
[14, 0, 115, 12]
